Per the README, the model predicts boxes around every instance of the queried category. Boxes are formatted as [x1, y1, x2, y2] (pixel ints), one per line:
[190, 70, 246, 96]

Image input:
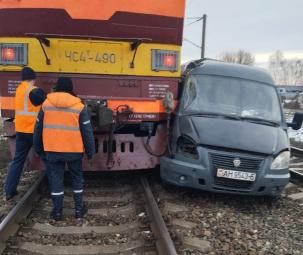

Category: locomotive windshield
[182, 75, 282, 123]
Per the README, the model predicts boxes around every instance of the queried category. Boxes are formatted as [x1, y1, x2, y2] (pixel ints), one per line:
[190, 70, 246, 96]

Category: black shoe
[75, 206, 87, 219]
[50, 210, 62, 221]
[6, 190, 18, 200]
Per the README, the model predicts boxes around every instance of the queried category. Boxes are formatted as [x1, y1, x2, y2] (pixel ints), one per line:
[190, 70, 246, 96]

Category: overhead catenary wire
[186, 0, 195, 9]
[183, 38, 201, 49]
[184, 17, 203, 27]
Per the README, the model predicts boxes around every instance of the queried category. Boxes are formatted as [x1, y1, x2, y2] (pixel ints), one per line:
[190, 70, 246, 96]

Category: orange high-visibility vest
[15, 82, 40, 133]
[42, 93, 85, 153]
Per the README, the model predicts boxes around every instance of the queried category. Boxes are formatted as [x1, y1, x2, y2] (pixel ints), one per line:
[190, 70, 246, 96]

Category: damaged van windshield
[182, 75, 282, 123]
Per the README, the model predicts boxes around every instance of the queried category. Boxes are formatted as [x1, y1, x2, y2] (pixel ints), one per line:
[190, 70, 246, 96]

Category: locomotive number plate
[217, 168, 256, 181]
[58, 40, 123, 74]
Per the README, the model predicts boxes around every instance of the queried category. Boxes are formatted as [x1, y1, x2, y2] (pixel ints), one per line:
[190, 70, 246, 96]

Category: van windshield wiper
[240, 116, 279, 126]
[187, 112, 241, 120]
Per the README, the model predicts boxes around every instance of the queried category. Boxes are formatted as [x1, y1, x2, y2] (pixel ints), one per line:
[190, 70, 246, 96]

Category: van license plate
[217, 169, 256, 181]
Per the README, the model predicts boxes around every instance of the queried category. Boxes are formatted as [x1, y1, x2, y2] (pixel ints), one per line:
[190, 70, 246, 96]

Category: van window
[182, 75, 282, 122]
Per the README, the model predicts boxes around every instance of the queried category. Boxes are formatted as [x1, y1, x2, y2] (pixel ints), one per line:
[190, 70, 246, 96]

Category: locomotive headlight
[177, 135, 199, 159]
[4, 48, 14, 60]
[151, 49, 179, 72]
[0, 43, 28, 65]
[270, 151, 290, 170]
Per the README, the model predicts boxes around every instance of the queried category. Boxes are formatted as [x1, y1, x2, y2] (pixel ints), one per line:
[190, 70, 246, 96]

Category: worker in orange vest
[4, 67, 52, 200]
[34, 77, 95, 221]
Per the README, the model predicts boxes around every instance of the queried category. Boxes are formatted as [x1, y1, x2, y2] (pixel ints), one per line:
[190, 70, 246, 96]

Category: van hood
[179, 116, 288, 155]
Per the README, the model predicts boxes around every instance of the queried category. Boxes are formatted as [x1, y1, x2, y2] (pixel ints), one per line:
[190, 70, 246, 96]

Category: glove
[87, 155, 94, 166]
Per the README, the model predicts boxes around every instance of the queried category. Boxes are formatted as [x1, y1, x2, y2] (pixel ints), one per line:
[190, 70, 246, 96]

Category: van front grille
[210, 153, 263, 170]
[209, 152, 264, 189]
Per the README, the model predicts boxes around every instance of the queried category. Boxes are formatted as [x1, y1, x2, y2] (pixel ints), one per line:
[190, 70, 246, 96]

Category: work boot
[75, 205, 87, 219]
[50, 210, 62, 221]
[74, 192, 86, 218]
[52, 194, 64, 220]
[6, 190, 18, 200]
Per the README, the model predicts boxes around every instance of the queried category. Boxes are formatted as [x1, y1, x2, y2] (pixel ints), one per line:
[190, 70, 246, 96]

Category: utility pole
[184, 14, 207, 58]
[201, 14, 207, 59]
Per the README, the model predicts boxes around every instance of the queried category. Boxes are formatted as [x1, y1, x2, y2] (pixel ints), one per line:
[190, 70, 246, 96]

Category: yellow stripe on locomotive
[0, 38, 181, 77]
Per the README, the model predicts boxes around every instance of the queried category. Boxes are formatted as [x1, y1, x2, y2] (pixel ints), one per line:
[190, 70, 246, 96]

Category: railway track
[0, 171, 210, 255]
[290, 146, 303, 182]
[0, 172, 169, 254]
[285, 146, 303, 200]
[0, 173, 47, 254]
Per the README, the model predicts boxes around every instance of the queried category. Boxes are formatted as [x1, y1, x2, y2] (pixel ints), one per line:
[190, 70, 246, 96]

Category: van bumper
[160, 156, 290, 196]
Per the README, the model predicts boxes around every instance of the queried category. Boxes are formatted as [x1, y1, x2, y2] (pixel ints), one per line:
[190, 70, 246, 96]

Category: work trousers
[51, 159, 84, 214]
[5, 132, 52, 195]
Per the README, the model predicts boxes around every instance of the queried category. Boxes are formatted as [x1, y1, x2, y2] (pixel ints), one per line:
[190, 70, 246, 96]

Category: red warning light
[3, 48, 14, 61]
[164, 55, 174, 67]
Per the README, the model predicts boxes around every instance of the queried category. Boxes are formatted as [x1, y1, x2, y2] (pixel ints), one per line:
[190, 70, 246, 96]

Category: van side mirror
[287, 112, 303, 130]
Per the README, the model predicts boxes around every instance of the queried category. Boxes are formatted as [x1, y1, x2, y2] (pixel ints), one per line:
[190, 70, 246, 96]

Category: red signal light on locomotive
[164, 55, 174, 67]
[3, 48, 14, 61]
[151, 50, 179, 72]
[0, 43, 27, 65]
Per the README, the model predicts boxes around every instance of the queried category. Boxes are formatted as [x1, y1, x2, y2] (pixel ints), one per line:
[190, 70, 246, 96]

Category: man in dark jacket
[5, 67, 52, 200]
[34, 77, 95, 221]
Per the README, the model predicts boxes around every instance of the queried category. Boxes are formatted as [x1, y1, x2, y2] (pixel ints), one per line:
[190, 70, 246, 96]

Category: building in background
[276, 85, 303, 99]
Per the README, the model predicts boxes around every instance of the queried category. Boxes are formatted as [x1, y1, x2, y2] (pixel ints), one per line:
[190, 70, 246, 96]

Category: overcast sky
[181, 0, 303, 68]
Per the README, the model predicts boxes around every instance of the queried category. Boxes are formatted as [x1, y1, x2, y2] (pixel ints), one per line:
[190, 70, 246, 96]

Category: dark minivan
[160, 59, 303, 196]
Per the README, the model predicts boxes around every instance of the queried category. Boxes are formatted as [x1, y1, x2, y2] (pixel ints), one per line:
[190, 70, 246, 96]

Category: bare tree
[268, 51, 289, 84]
[268, 51, 303, 85]
[218, 50, 255, 66]
[288, 59, 303, 85]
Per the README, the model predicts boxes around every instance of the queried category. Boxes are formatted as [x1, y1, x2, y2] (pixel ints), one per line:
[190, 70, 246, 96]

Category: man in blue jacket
[34, 77, 95, 221]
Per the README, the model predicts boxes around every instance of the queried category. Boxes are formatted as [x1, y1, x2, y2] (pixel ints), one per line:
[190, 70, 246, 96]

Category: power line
[183, 38, 201, 49]
[186, 0, 195, 9]
[184, 17, 203, 27]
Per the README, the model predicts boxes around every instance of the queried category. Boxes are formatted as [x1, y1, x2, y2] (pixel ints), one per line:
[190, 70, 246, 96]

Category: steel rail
[0, 173, 46, 254]
[290, 146, 303, 183]
[290, 146, 303, 158]
[140, 175, 178, 255]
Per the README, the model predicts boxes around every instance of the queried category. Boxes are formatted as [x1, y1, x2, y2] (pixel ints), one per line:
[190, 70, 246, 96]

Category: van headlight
[177, 135, 199, 159]
[270, 151, 290, 170]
